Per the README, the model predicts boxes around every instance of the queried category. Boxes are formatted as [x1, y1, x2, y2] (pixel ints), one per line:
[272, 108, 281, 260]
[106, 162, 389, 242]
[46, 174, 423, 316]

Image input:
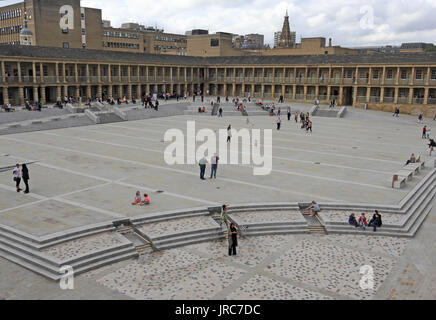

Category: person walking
[227, 125, 232, 143]
[287, 107, 291, 121]
[210, 153, 219, 179]
[220, 204, 228, 228]
[423, 125, 427, 139]
[276, 117, 281, 130]
[13, 164, 22, 193]
[199, 156, 208, 180]
[218, 107, 223, 117]
[295, 112, 299, 123]
[418, 113, 423, 124]
[21, 164, 30, 194]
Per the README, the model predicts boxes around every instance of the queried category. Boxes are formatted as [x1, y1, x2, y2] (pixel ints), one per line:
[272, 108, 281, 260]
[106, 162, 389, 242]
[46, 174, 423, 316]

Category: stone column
[409, 87, 414, 104]
[261, 84, 265, 99]
[40, 63, 44, 83]
[127, 84, 132, 100]
[64, 85, 68, 98]
[326, 86, 331, 101]
[127, 65, 131, 83]
[118, 65, 122, 82]
[396, 67, 400, 85]
[56, 86, 62, 102]
[108, 65, 112, 83]
[1, 61, 6, 83]
[338, 86, 343, 105]
[426, 67, 431, 86]
[32, 62, 37, 83]
[119, 85, 123, 98]
[303, 85, 308, 100]
[315, 86, 319, 99]
[137, 84, 141, 99]
[62, 63, 66, 83]
[86, 64, 90, 83]
[3, 87, 9, 104]
[75, 86, 80, 100]
[86, 85, 91, 99]
[33, 86, 39, 102]
[353, 86, 358, 106]
[381, 66, 386, 86]
[55, 62, 60, 83]
[97, 85, 102, 99]
[18, 87, 24, 105]
[410, 67, 416, 86]
[368, 67, 372, 85]
[394, 87, 399, 104]
[380, 87, 385, 104]
[424, 87, 429, 105]
[108, 85, 113, 98]
[17, 62, 22, 83]
[366, 87, 371, 103]
[74, 64, 78, 83]
[40, 86, 46, 103]
[292, 84, 297, 100]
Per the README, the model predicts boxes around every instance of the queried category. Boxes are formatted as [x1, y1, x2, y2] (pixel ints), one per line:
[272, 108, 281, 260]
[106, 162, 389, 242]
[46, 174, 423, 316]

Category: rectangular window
[210, 39, 219, 47]
[63, 42, 69, 48]
[401, 70, 407, 80]
[387, 69, 393, 79]
[431, 70, 436, 80]
[416, 70, 422, 79]
[373, 70, 379, 79]
[62, 28, 69, 34]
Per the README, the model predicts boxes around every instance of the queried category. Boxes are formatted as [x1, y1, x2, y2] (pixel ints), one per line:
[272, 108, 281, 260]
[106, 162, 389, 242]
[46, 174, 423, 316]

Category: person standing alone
[228, 223, 238, 256]
[22, 164, 30, 194]
[210, 153, 220, 179]
[12, 164, 22, 193]
[277, 117, 281, 130]
[199, 156, 208, 180]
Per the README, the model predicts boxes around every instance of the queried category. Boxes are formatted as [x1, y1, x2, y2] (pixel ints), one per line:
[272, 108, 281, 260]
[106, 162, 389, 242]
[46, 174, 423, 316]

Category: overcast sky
[2, 0, 436, 47]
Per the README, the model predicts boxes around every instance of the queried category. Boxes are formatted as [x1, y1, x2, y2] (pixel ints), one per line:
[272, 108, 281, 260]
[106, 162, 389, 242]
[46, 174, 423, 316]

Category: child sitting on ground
[348, 213, 359, 227]
[141, 194, 150, 206]
[131, 191, 141, 205]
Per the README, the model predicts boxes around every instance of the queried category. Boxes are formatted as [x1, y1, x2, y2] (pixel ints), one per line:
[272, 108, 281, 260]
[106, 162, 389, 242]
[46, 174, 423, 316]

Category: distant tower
[278, 10, 294, 48]
[20, 5, 33, 46]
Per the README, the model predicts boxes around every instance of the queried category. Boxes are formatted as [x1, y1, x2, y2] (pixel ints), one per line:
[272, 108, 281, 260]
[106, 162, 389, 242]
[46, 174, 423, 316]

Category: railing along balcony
[295, 93, 305, 100]
[397, 96, 410, 104]
[413, 97, 424, 104]
[357, 78, 369, 84]
[356, 96, 367, 103]
[398, 79, 411, 85]
[383, 97, 394, 103]
[428, 98, 436, 105]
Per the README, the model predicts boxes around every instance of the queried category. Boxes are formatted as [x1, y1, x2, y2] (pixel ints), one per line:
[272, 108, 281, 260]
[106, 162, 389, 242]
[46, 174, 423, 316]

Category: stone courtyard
[0, 101, 435, 300]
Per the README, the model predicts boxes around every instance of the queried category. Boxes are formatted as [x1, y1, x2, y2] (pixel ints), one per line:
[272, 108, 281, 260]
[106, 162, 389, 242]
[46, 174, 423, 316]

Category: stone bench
[392, 174, 407, 189]
[403, 163, 421, 175]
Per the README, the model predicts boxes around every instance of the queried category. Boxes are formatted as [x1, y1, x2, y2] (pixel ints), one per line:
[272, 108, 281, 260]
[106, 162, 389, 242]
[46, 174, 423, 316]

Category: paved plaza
[0, 103, 435, 299]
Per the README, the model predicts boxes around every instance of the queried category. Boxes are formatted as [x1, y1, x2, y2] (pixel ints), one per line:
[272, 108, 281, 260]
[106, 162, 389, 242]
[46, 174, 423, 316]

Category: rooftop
[1, 44, 436, 66]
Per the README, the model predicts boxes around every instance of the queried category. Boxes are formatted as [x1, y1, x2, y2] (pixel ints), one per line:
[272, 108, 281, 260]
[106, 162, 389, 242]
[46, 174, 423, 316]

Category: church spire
[278, 10, 293, 48]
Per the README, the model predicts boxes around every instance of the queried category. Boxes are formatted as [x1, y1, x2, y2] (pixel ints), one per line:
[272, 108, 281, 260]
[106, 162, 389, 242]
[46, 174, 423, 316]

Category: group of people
[2, 103, 14, 112]
[12, 163, 30, 194]
[24, 100, 42, 111]
[199, 153, 220, 180]
[349, 211, 382, 232]
[131, 191, 150, 206]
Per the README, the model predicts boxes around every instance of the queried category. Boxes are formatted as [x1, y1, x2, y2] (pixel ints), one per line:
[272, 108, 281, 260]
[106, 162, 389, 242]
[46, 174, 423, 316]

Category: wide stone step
[154, 234, 225, 251]
[152, 229, 223, 246]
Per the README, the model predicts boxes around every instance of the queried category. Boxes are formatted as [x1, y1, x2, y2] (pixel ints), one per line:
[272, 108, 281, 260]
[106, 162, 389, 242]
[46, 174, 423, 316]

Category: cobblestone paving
[226, 275, 334, 300]
[266, 239, 396, 300]
[138, 216, 219, 237]
[96, 252, 246, 300]
[229, 210, 305, 224]
[323, 234, 409, 258]
[185, 235, 296, 267]
[41, 232, 122, 261]
[320, 210, 405, 225]
[88, 233, 412, 300]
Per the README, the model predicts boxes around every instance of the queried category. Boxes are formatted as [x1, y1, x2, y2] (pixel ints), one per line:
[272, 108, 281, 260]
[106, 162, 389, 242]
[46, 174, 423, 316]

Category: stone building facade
[1, 45, 436, 116]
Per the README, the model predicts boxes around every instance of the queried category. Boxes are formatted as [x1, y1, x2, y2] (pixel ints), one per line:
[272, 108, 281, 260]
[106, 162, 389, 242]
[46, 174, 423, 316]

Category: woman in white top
[12, 164, 22, 192]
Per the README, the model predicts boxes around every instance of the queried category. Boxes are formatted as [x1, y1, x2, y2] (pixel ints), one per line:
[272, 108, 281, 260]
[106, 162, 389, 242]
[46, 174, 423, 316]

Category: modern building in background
[0, 0, 187, 55]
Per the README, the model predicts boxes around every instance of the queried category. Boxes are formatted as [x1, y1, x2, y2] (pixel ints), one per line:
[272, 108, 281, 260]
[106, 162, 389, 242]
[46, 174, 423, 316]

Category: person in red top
[141, 194, 150, 205]
[422, 126, 427, 139]
[358, 213, 367, 230]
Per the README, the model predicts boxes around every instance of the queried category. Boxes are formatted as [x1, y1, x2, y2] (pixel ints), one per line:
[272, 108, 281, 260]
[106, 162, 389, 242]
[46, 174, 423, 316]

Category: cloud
[1, 0, 435, 47]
